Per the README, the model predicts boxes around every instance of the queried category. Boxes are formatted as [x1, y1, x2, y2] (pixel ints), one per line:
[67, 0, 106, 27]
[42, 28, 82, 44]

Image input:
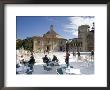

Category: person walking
[91, 50, 94, 60]
[65, 51, 70, 67]
[72, 50, 76, 57]
[77, 51, 80, 57]
[77, 51, 80, 60]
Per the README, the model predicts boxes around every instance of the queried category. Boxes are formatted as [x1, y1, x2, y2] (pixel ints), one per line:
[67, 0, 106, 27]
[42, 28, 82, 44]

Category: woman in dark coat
[65, 51, 70, 67]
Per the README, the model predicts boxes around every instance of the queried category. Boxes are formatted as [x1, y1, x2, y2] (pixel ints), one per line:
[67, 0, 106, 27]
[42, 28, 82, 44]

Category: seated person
[16, 63, 20, 68]
[28, 55, 35, 70]
[22, 59, 28, 66]
[52, 55, 58, 62]
[42, 55, 50, 66]
[19, 55, 24, 65]
[20, 59, 24, 65]
[28, 55, 35, 64]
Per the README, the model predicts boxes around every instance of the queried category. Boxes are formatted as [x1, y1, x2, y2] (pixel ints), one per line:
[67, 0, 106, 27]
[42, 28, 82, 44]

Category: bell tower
[50, 25, 54, 31]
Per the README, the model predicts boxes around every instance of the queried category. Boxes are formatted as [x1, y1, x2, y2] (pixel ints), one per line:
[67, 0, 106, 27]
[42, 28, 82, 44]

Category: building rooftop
[46, 29, 59, 35]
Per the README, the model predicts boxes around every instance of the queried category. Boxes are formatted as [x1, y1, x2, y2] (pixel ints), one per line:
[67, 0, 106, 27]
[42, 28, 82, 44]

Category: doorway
[47, 45, 50, 51]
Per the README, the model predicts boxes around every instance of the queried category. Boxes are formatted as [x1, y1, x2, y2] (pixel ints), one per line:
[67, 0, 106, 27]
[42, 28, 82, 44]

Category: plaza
[16, 51, 94, 75]
[16, 17, 94, 75]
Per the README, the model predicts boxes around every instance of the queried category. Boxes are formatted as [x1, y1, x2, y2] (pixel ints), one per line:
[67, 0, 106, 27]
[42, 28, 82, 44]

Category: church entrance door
[47, 45, 50, 51]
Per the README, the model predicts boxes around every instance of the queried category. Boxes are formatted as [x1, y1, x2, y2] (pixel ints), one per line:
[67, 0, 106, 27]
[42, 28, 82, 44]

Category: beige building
[33, 25, 67, 52]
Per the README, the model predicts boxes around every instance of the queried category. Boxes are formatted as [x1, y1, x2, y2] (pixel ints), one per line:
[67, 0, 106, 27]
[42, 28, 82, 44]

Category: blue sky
[16, 16, 94, 40]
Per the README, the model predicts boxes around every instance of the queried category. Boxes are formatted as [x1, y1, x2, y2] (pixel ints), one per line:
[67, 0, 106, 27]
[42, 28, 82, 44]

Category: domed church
[33, 25, 67, 52]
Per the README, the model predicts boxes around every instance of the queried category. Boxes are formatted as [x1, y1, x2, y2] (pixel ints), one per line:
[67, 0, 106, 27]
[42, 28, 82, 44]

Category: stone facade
[69, 38, 82, 52]
[70, 23, 94, 52]
[86, 30, 94, 51]
[33, 25, 67, 52]
[78, 25, 90, 51]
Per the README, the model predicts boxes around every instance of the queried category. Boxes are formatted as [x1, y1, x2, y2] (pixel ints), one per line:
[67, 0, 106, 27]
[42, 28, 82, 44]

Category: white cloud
[63, 16, 95, 38]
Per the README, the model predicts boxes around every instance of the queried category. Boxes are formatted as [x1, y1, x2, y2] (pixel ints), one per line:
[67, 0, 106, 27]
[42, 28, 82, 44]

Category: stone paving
[16, 52, 94, 75]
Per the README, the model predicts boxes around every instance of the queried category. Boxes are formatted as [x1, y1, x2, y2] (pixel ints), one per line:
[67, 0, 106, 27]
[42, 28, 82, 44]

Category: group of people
[16, 49, 94, 73]
[42, 55, 59, 66]
[65, 50, 80, 67]
[16, 53, 36, 74]
[65, 50, 94, 67]
[42, 51, 71, 68]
